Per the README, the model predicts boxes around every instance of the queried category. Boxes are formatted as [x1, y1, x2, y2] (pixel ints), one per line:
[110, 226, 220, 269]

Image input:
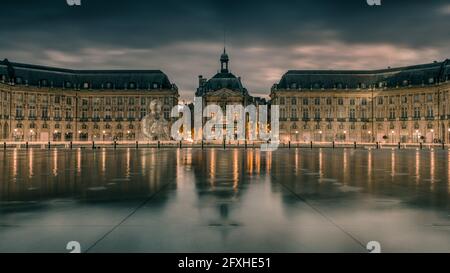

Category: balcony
[360, 118, 370, 122]
[325, 118, 334, 122]
[314, 117, 322, 122]
[426, 116, 435, 121]
[376, 118, 385, 122]
[28, 116, 37, 121]
[54, 117, 62, 121]
[302, 117, 311, 122]
[103, 117, 112, 122]
[79, 117, 88, 122]
[337, 118, 346, 122]
[92, 117, 101, 122]
[15, 116, 24, 120]
[65, 117, 73, 121]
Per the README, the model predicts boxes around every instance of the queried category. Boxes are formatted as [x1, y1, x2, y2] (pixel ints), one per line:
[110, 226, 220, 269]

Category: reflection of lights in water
[77, 148, 81, 173]
[101, 148, 106, 174]
[391, 150, 396, 177]
[255, 150, 260, 175]
[210, 149, 216, 186]
[13, 149, 17, 179]
[343, 149, 347, 184]
[430, 149, 435, 192]
[319, 148, 323, 179]
[53, 149, 58, 176]
[233, 149, 238, 191]
[28, 149, 33, 178]
[266, 151, 272, 173]
[247, 150, 253, 174]
[126, 148, 130, 177]
[415, 150, 420, 184]
[367, 150, 372, 184]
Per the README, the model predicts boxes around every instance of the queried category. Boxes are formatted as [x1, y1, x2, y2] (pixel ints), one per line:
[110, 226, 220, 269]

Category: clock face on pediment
[205, 88, 244, 99]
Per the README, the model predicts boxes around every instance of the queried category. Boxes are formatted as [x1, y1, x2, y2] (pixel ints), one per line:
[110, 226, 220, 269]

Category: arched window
[129, 82, 136, 89]
[105, 82, 112, 89]
[65, 81, 72, 88]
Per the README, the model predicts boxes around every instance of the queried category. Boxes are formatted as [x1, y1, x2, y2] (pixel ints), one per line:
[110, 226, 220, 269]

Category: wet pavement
[0, 148, 449, 253]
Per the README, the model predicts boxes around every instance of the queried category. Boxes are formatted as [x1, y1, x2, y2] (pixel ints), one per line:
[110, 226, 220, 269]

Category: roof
[0, 59, 177, 91]
[273, 59, 450, 91]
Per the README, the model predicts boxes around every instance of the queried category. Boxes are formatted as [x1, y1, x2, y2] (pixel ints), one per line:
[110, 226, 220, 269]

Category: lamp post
[102, 130, 106, 141]
[368, 130, 371, 143]
[431, 129, 434, 143]
[343, 130, 347, 142]
[391, 130, 395, 143]
[448, 128, 450, 144]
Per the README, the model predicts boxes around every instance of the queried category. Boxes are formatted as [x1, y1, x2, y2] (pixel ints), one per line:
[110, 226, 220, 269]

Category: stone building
[271, 60, 450, 143]
[195, 49, 266, 140]
[0, 59, 179, 141]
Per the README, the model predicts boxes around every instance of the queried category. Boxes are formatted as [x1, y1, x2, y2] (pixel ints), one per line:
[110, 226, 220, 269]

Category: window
[291, 98, 297, 105]
[303, 98, 309, 105]
[106, 97, 111, 105]
[65, 81, 72, 88]
[280, 108, 286, 119]
[326, 97, 332, 105]
[314, 98, 320, 105]
[414, 107, 421, 118]
[141, 97, 146, 106]
[65, 108, 72, 119]
[389, 97, 395, 104]
[349, 109, 356, 119]
[427, 106, 433, 117]
[314, 108, 321, 119]
[55, 96, 60, 104]
[279, 97, 285, 105]
[350, 99, 355, 105]
[361, 98, 367, 105]
[106, 82, 112, 89]
[129, 82, 136, 89]
[82, 99, 88, 106]
[389, 108, 396, 119]
[66, 97, 72, 105]
[427, 94, 433, 102]
[401, 107, 408, 118]
[414, 94, 420, 103]
[338, 98, 344, 105]
[401, 96, 407, 104]
[16, 105, 23, 118]
[377, 97, 383, 105]
[164, 107, 170, 120]
[29, 105, 36, 118]
[291, 108, 297, 119]
[83, 82, 89, 89]
[41, 106, 48, 119]
[302, 108, 309, 119]
[54, 107, 61, 119]
[152, 83, 159, 89]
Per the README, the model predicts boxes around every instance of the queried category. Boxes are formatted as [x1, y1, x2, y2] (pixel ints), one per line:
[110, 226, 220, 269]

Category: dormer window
[403, 80, 409, 86]
[65, 81, 72, 88]
[40, 79, 48, 87]
[291, 83, 297, 89]
[83, 82, 89, 89]
[105, 82, 112, 89]
[129, 82, 136, 89]
[152, 82, 159, 89]
[428, 77, 434, 84]
[0, 75, 5, 82]
[15, 77, 22, 84]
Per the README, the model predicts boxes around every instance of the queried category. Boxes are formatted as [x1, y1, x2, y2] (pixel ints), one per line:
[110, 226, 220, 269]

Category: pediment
[205, 88, 244, 98]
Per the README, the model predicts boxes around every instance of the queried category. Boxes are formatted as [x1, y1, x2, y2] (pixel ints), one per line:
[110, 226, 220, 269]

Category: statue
[142, 100, 170, 140]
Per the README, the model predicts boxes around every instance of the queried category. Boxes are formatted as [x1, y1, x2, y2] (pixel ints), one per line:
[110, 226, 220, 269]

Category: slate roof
[0, 59, 177, 91]
[273, 59, 450, 91]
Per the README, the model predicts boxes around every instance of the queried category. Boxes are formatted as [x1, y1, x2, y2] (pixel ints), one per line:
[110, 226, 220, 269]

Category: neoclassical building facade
[0, 59, 179, 141]
[271, 60, 450, 143]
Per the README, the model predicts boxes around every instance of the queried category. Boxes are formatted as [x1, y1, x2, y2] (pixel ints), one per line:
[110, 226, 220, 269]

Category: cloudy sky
[0, 0, 449, 100]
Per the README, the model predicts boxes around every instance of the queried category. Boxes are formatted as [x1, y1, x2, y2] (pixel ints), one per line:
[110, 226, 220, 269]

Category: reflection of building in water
[0, 59, 179, 141]
[0, 149, 177, 202]
[190, 149, 272, 227]
[271, 60, 450, 143]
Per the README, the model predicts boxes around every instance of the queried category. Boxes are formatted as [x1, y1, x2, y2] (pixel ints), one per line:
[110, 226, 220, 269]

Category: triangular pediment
[205, 88, 244, 98]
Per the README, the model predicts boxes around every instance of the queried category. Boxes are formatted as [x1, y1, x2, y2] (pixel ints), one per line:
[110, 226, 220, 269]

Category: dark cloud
[0, 0, 449, 99]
